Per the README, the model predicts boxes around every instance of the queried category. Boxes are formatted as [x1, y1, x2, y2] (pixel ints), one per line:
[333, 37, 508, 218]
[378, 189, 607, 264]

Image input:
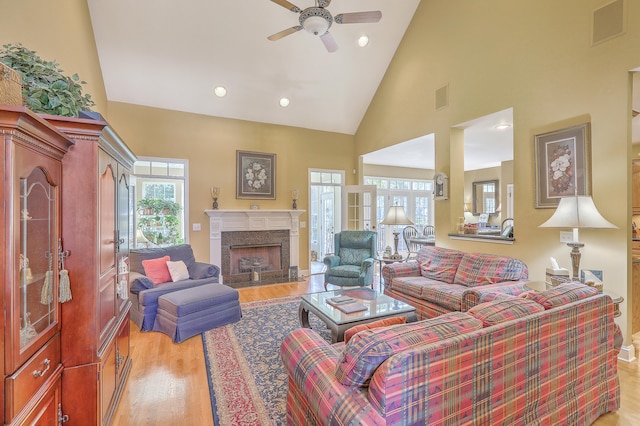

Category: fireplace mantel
[205, 209, 305, 282]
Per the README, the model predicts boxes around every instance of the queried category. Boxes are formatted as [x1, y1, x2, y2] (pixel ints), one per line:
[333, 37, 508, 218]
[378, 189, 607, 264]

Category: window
[365, 176, 433, 252]
[133, 158, 188, 247]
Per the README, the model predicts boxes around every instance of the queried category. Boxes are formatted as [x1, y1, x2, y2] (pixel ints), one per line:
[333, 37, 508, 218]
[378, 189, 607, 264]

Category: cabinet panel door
[7, 145, 61, 372]
[100, 339, 117, 424]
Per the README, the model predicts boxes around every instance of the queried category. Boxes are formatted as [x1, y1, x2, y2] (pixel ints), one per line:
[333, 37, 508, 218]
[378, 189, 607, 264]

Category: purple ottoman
[153, 284, 242, 343]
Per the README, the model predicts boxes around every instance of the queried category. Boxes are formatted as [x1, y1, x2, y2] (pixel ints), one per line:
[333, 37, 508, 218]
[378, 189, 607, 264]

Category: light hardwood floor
[111, 275, 640, 425]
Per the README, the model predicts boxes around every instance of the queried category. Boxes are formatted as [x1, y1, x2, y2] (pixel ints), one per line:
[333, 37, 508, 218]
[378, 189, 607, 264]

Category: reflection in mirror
[473, 180, 498, 215]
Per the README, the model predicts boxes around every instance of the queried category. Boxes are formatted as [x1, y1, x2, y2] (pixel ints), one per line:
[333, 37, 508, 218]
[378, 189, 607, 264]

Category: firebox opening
[229, 244, 282, 275]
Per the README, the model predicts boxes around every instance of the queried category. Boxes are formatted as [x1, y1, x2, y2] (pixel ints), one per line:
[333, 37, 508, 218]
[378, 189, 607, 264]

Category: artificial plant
[0, 43, 95, 117]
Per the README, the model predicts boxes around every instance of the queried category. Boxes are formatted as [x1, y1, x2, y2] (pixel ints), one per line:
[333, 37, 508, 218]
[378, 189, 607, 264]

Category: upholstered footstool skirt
[153, 284, 242, 343]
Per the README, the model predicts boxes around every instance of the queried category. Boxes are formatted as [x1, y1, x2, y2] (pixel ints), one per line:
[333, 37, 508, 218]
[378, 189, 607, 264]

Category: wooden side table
[526, 281, 623, 317]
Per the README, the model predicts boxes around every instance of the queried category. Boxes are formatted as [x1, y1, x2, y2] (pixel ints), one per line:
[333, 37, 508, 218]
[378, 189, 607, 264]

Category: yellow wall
[356, 0, 640, 342]
[105, 102, 356, 270]
[1, 0, 108, 114]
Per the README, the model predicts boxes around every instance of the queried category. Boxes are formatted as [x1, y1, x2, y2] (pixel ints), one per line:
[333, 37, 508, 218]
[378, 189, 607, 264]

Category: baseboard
[618, 344, 636, 362]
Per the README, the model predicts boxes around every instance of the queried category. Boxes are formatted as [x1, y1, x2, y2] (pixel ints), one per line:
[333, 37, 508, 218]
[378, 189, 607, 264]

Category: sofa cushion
[167, 260, 190, 282]
[340, 248, 371, 266]
[392, 277, 467, 311]
[335, 312, 483, 387]
[344, 316, 406, 343]
[416, 247, 464, 284]
[142, 256, 172, 284]
[453, 253, 527, 287]
[468, 298, 545, 327]
[531, 282, 598, 309]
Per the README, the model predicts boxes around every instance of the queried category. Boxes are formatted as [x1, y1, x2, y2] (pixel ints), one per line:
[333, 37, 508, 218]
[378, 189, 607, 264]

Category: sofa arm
[461, 280, 530, 311]
[281, 329, 385, 425]
[188, 261, 219, 280]
[381, 261, 420, 288]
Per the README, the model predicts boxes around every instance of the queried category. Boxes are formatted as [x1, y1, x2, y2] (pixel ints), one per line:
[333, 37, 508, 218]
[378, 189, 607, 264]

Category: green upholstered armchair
[323, 230, 377, 290]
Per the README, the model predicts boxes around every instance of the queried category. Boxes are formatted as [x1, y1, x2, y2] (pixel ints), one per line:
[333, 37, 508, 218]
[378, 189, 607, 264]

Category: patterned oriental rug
[202, 295, 331, 426]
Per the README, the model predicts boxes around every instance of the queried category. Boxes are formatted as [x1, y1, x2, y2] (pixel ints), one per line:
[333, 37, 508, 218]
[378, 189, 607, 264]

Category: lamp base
[567, 242, 584, 281]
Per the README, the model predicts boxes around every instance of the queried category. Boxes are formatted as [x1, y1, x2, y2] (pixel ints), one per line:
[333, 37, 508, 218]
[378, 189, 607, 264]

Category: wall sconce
[292, 189, 299, 210]
[210, 187, 220, 209]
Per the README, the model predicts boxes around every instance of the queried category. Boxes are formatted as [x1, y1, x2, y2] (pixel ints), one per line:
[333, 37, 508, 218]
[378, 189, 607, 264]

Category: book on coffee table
[334, 302, 368, 314]
[327, 295, 355, 306]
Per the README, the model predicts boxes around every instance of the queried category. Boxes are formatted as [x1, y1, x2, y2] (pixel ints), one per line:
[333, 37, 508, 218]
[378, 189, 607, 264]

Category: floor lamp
[380, 205, 414, 260]
[539, 196, 617, 280]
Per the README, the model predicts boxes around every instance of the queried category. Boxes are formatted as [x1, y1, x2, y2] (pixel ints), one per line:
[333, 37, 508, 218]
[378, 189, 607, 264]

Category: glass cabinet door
[18, 167, 58, 355]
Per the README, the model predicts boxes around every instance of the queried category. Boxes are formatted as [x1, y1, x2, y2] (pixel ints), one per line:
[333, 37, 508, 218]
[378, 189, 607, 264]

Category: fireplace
[222, 230, 289, 284]
[205, 209, 304, 285]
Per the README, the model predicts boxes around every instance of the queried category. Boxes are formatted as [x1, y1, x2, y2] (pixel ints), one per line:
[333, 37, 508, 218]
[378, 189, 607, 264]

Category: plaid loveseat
[381, 246, 529, 319]
[281, 284, 622, 425]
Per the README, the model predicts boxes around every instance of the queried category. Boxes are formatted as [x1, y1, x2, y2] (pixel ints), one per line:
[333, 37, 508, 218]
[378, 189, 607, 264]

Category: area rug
[202, 295, 331, 426]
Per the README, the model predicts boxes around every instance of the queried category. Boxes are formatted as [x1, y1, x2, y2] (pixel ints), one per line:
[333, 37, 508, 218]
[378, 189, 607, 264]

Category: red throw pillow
[344, 316, 406, 343]
[141, 256, 172, 285]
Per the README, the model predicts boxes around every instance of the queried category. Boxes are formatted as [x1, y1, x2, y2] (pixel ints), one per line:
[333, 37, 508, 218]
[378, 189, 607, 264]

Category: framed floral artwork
[534, 123, 591, 208]
[236, 150, 276, 199]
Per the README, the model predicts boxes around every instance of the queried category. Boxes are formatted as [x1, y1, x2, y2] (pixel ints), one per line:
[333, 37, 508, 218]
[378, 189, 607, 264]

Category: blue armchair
[323, 230, 377, 290]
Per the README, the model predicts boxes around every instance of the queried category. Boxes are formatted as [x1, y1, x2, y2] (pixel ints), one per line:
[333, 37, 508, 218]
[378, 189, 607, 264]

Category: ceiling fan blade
[270, 0, 301, 13]
[633, 109, 640, 118]
[268, 26, 303, 41]
[335, 11, 382, 24]
[320, 32, 338, 53]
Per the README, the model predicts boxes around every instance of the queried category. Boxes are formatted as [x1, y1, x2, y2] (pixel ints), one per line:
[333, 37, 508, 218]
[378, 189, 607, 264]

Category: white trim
[618, 344, 636, 362]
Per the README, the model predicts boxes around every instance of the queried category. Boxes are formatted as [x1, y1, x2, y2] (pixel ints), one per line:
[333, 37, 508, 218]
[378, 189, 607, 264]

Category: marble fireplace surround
[205, 209, 304, 283]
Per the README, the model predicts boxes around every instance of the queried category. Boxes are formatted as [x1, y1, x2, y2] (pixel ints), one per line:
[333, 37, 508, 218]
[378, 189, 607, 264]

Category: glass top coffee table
[299, 288, 416, 343]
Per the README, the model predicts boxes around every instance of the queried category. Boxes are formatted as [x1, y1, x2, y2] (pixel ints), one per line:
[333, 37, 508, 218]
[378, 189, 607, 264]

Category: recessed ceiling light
[358, 35, 369, 47]
[495, 124, 512, 130]
[279, 97, 290, 107]
[214, 86, 227, 97]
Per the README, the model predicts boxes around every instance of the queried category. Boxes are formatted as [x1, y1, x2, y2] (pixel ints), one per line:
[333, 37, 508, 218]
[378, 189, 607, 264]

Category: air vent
[435, 84, 449, 110]
[592, 0, 625, 46]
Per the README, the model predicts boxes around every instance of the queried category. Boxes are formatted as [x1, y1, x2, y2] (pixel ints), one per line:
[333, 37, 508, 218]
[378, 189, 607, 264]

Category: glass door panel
[19, 167, 57, 352]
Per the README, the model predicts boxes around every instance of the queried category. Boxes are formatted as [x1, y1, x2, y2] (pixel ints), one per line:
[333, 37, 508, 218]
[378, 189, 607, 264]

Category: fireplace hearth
[221, 230, 289, 285]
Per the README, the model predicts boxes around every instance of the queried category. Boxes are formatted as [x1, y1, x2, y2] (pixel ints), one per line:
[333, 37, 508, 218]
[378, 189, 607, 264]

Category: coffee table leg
[299, 303, 311, 328]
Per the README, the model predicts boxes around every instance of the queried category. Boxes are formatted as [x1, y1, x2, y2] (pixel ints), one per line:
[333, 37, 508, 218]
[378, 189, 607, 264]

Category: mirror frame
[472, 179, 499, 216]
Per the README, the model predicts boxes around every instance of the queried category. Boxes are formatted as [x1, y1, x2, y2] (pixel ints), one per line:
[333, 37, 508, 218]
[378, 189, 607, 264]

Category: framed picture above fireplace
[236, 150, 276, 199]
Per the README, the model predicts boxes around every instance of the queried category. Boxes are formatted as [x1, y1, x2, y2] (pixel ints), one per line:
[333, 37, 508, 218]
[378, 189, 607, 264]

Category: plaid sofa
[381, 246, 529, 319]
[281, 284, 622, 425]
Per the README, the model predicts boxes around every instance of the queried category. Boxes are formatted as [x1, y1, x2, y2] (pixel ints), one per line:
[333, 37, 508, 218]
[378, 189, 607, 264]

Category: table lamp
[380, 205, 414, 259]
[538, 195, 616, 280]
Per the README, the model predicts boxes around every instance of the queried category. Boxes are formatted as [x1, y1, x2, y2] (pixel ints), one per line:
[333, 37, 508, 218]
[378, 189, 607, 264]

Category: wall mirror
[472, 179, 499, 215]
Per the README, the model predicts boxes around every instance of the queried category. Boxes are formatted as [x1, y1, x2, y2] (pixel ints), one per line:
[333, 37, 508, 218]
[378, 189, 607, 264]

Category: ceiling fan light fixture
[300, 7, 332, 36]
[214, 86, 227, 97]
[358, 35, 369, 47]
[279, 97, 290, 107]
[303, 15, 330, 36]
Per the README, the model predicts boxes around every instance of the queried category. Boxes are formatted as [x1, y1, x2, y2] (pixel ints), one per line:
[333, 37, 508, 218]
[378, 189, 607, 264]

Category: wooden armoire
[1, 106, 74, 425]
[44, 114, 136, 426]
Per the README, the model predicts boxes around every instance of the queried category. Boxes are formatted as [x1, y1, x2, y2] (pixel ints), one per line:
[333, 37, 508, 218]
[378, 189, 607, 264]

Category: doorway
[309, 170, 344, 275]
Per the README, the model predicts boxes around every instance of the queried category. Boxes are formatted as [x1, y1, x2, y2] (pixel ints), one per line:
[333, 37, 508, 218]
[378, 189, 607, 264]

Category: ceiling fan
[267, 0, 382, 53]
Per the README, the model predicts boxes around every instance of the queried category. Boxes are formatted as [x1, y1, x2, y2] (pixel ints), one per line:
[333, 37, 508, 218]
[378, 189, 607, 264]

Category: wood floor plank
[111, 275, 640, 425]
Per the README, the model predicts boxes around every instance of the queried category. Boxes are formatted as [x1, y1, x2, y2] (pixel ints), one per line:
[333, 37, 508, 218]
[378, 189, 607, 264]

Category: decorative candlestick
[210, 187, 220, 209]
[292, 189, 299, 210]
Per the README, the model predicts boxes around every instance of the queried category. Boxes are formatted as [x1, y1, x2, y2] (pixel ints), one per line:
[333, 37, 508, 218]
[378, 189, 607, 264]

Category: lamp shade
[538, 196, 616, 230]
[380, 205, 414, 226]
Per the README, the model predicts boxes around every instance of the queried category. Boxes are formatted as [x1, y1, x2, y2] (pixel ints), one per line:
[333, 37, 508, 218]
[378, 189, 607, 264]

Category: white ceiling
[363, 108, 514, 171]
[87, 0, 513, 170]
[87, 0, 420, 136]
